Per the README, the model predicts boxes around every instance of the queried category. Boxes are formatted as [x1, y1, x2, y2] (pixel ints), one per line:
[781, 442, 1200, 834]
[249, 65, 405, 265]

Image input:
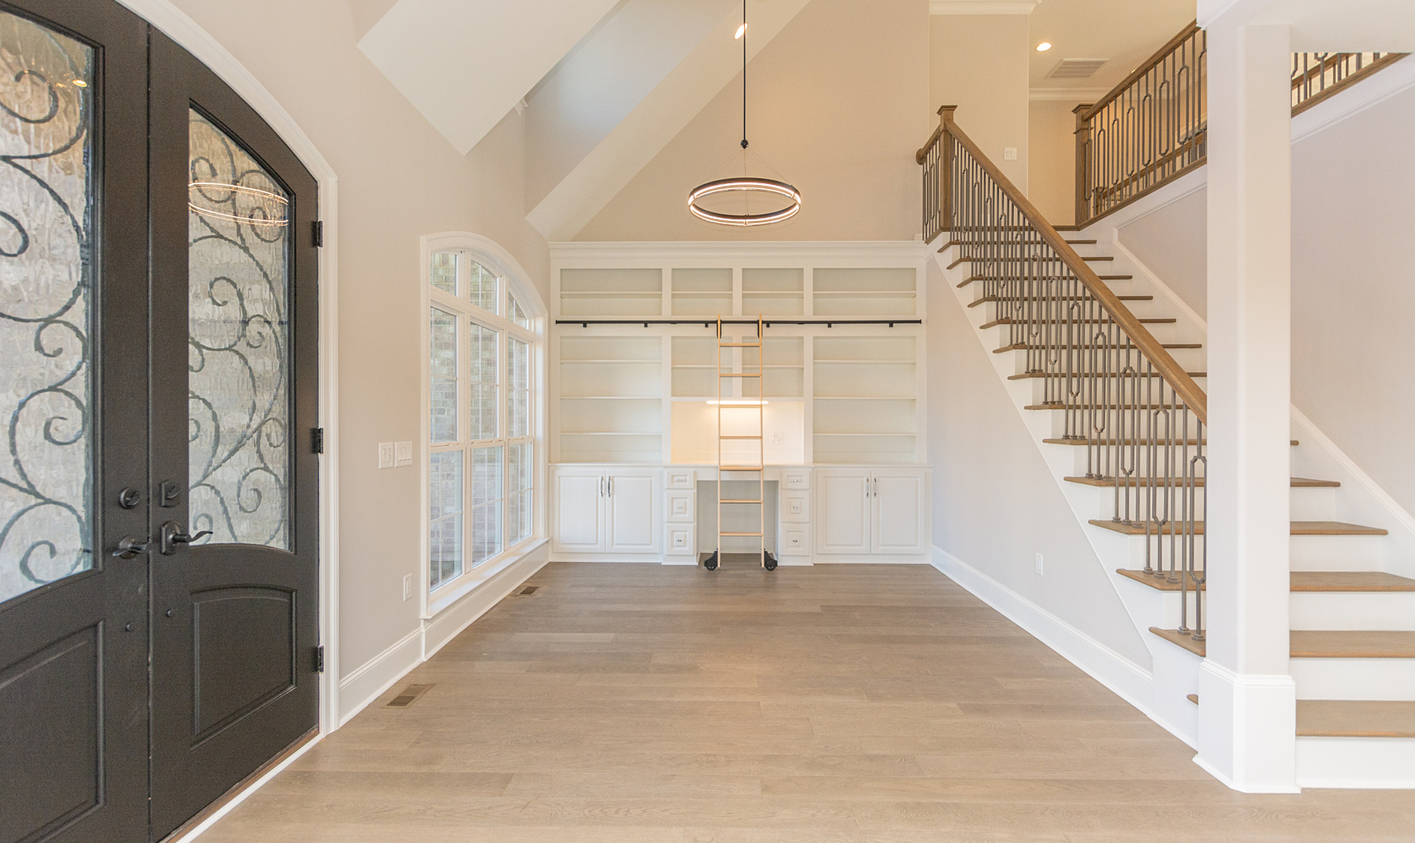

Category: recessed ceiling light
[735, 23, 747, 39]
[1036, 42, 1053, 52]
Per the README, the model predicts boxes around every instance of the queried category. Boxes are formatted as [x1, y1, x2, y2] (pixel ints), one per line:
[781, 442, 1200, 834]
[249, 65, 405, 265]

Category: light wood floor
[200, 563, 1415, 842]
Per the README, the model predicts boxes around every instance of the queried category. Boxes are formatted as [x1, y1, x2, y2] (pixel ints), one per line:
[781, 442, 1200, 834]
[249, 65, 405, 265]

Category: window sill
[423, 535, 548, 619]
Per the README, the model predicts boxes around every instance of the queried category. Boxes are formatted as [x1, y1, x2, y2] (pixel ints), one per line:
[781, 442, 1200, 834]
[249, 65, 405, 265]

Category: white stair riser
[1039, 408, 1205, 440]
[1291, 535, 1387, 570]
[1290, 592, 1415, 631]
[1292, 658, 1415, 701]
[1114, 575, 1204, 629]
[1148, 638, 1203, 747]
[1088, 485, 1336, 521]
[1027, 373, 1207, 405]
[1296, 737, 1415, 789]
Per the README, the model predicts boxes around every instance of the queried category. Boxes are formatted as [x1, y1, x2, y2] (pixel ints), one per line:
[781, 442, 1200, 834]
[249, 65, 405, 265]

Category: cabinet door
[607, 472, 659, 553]
[552, 471, 605, 553]
[872, 470, 927, 554]
[815, 469, 872, 555]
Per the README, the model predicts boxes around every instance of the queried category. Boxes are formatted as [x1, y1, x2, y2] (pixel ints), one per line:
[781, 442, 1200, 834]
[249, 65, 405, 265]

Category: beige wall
[1117, 187, 1208, 318]
[930, 14, 1030, 189]
[166, 0, 550, 673]
[1028, 99, 1083, 226]
[926, 260, 1152, 667]
[574, 0, 930, 242]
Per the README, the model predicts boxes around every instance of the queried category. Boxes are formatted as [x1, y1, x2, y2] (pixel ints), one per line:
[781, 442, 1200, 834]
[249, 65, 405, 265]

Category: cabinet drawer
[667, 469, 696, 489]
[667, 490, 696, 522]
[780, 468, 811, 491]
[666, 524, 696, 555]
[780, 527, 810, 556]
[781, 491, 810, 523]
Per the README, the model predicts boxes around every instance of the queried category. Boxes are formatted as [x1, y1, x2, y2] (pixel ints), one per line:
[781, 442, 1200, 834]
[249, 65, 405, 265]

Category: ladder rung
[720, 499, 763, 504]
[720, 466, 763, 471]
[720, 435, 762, 440]
[719, 342, 761, 347]
[719, 373, 761, 378]
[720, 531, 764, 537]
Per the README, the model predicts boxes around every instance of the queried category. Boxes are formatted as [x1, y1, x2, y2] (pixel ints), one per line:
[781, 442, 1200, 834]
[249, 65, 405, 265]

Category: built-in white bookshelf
[812, 336, 918, 464]
[551, 243, 926, 465]
[558, 335, 663, 463]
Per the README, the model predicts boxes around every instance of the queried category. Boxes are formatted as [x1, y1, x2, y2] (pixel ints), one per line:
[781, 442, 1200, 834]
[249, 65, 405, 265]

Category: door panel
[607, 473, 656, 553]
[148, 32, 319, 839]
[0, 1, 150, 841]
[552, 472, 603, 552]
[815, 470, 871, 555]
[873, 471, 926, 554]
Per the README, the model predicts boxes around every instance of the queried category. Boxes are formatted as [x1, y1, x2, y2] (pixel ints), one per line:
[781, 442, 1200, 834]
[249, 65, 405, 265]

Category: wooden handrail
[1081, 21, 1200, 122]
[943, 118, 1208, 424]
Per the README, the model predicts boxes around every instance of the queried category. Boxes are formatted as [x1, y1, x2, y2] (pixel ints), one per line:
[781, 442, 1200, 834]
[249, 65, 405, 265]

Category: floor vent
[386, 683, 433, 708]
[518, 585, 539, 595]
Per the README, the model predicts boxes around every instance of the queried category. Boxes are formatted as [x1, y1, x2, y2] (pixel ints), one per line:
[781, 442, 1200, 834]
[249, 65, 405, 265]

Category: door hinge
[314, 645, 325, 673]
[312, 427, 324, 454]
[311, 220, 324, 248]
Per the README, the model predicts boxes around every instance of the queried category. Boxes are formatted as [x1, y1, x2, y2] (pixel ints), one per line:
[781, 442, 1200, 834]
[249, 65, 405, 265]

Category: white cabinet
[551, 467, 660, 555]
[816, 467, 928, 557]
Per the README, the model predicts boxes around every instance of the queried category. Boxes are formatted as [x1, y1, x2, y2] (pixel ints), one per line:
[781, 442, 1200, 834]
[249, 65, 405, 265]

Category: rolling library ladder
[703, 316, 778, 572]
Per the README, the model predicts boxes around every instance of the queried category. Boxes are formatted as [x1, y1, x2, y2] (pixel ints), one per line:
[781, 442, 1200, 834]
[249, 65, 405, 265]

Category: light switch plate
[1004, 147, 1018, 160]
[377, 442, 394, 470]
[402, 574, 412, 601]
[394, 440, 413, 467]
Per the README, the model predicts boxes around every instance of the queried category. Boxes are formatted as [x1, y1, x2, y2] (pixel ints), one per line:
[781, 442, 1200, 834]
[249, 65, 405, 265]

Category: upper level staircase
[922, 101, 1415, 787]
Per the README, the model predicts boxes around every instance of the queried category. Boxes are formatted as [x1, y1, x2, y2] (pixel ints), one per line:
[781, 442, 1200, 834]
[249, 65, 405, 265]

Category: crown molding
[930, 0, 1042, 14]
[1029, 86, 1112, 102]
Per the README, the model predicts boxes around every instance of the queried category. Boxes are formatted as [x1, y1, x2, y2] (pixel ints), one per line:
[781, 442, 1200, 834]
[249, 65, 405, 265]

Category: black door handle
[112, 536, 150, 559]
[160, 521, 213, 556]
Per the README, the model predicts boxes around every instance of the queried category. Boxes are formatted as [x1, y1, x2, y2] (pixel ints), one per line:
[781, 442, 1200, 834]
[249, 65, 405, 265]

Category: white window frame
[420, 233, 546, 617]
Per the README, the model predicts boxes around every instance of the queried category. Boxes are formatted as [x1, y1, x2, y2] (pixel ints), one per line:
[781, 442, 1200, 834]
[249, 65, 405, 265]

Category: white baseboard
[1297, 737, 1415, 789]
[337, 540, 550, 726]
[424, 541, 549, 658]
[336, 627, 422, 726]
[929, 546, 1178, 735]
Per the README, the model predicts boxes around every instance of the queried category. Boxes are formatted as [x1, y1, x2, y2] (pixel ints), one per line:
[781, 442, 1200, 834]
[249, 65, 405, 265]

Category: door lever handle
[160, 521, 213, 556]
[112, 536, 150, 559]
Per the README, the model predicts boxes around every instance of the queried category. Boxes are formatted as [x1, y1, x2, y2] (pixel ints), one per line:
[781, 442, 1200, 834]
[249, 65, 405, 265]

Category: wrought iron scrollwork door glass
[0, 11, 95, 603]
[187, 109, 291, 550]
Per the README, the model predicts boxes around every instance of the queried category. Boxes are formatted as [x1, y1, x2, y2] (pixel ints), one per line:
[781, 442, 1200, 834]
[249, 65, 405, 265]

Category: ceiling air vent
[1047, 58, 1109, 79]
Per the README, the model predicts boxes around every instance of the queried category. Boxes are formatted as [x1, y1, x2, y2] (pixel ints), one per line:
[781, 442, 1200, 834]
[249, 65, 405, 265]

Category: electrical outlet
[377, 442, 394, 470]
[1035, 552, 1044, 576]
[1004, 147, 1018, 160]
[402, 574, 412, 601]
[394, 440, 413, 467]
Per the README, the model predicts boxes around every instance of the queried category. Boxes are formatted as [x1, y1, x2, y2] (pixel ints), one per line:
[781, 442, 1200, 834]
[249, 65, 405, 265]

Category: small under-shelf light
[1036, 41, 1053, 52]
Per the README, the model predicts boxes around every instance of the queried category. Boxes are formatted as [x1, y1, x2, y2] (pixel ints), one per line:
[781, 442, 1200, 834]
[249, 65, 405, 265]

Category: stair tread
[1296, 701, 1415, 738]
[1290, 571, 1415, 592]
[1028, 402, 1206, 411]
[1090, 520, 1388, 537]
[969, 294, 1152, 307]
[1009, 370, 1204, 380]
[1187, 693, 1199, 705]
[1291, 630, 1415, 658]
[1117, 570, 1414, 593]
[1003, 342, 1201, 354]
[961, 275, 1133, 288]
[1045, 438, 1299, 446]
[986, 317, 1177, 329]
[1150, 629, 1415, 660]
[1068, 476, 1337, 488]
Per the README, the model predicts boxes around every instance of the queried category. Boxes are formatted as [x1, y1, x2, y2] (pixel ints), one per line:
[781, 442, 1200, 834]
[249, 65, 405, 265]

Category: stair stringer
[932, 246, 1202, 748]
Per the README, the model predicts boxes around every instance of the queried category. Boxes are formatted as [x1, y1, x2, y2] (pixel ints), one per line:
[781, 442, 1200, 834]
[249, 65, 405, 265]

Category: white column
[1196, 18, 1298, 793]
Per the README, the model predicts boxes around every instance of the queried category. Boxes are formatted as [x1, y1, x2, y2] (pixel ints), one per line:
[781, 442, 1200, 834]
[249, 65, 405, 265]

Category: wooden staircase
[938, 232, 1415, 785]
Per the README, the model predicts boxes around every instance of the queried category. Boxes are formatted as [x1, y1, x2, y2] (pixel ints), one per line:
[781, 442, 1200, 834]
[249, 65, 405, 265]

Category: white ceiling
[1027, 0, 1196, 96]
[357, 0, 624, 155]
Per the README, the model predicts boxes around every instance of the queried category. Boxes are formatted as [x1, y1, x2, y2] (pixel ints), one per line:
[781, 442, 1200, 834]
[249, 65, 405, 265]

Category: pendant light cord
[741, 0, 748, 150]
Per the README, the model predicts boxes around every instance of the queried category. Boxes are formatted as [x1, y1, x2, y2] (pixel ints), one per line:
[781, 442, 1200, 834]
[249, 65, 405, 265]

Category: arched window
[421, 234, 545, 600]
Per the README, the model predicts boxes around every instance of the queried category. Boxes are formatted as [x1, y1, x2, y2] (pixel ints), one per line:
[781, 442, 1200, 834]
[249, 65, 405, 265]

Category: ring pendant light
[688, 0, 801, 227]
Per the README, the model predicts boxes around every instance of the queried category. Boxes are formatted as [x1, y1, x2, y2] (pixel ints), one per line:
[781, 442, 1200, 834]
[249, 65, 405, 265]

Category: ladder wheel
[763, 551, 778, 571]
[704, 552, 719, 571]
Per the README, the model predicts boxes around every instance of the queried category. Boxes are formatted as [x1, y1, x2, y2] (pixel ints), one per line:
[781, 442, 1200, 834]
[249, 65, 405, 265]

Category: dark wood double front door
[0, 2, 320, 841]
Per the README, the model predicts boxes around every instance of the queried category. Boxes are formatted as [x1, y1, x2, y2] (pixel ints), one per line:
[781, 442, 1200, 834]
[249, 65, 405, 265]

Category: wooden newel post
[1073, 103, 1093, 228]
[938, 105, 957, 233]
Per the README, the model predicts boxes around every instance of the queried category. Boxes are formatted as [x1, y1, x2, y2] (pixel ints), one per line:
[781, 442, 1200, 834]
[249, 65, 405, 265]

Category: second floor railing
[1073, 22, 1407, 228]
[918, 108, 1210, 641]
